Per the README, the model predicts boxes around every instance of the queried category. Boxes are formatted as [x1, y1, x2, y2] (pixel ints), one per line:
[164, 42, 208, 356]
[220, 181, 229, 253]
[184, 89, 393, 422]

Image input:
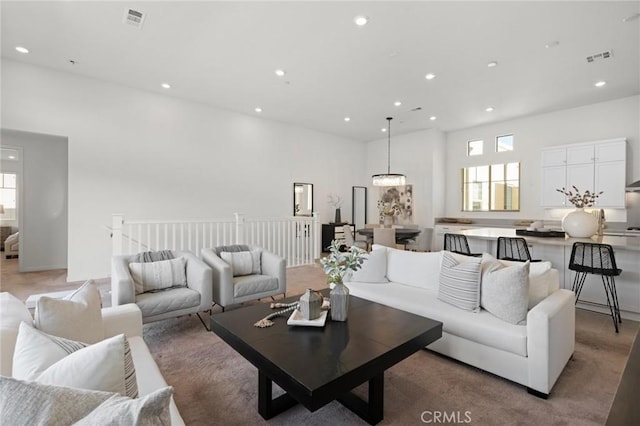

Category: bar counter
[457, 228, 640, 321]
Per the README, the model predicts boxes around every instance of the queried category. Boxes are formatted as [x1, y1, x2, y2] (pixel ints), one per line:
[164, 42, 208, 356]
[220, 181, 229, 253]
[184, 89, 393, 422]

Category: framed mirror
[352, 186, 367, 230]
[293, 183, 313, 216]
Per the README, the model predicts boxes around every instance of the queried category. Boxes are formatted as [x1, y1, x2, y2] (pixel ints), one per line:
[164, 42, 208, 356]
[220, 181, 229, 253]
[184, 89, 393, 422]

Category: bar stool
[496, 237, 541, 262]
[443, 233, 482, 257]
[569, 242, 622, 333]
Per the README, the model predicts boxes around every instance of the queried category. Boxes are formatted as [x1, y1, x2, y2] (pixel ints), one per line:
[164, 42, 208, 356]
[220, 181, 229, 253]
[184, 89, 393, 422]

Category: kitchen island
[458, 228, 640, 321]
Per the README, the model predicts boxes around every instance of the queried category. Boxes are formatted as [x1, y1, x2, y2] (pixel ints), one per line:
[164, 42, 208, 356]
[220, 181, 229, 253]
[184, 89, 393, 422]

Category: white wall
[444, 95, 640, 223]
[366, 128, 446, 228]
[1, 60, 366, 280]
[0, 129, 68, 271]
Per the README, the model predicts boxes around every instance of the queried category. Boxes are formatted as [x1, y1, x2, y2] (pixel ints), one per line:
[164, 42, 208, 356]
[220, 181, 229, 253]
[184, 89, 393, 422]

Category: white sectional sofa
[345, 245, 575, 397]
[0, 292, 185, 425]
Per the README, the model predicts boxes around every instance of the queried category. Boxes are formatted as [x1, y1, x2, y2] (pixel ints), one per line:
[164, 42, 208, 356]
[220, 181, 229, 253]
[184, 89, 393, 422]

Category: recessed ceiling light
[8, 155, 16, 160]
[545, 41, 560, 49]
[594, 81, 607, 87]
[353, 15, 368, 26]
[485, 107, 494, 112]
[487, 61, 498, 68]
[255, 107, 262, 113]
[394, 101, 402, 107]
[344, 117, 351, 122]
[15, 46, 29, 54]
[381, 128, 387, 132]
[274, 69, 286, 77]
[161, 83, 171, 89]
[429, 116, 437, 121]
[425, 73, 436, 80]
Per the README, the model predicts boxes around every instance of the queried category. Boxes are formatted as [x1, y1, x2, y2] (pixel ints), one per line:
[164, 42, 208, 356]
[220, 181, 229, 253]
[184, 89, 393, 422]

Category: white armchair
[111, 250, 212, 324]
[201, 245, 286, 311]
[4, 232, 18, 259]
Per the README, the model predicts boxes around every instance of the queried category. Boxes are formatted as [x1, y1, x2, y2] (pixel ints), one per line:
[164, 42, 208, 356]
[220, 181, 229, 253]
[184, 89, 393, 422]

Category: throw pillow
[349, 248, 389, 283]
[0, 377, 172, 426]
[75, 387, 173, 426]
[34, 280, 103, 344]
[220, 250, 261, 276]
[481, 260, 530, 324]
[0, 376, 117, 426]
[128, 256, 187, 295]
[438, 251, 482, 312]
[12, 323, 138, 398]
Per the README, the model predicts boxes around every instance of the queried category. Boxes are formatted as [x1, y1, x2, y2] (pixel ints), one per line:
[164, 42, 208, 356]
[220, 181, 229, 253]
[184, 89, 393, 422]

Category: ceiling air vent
[123, 8, 145, 29]
[586, 50, 613, 63]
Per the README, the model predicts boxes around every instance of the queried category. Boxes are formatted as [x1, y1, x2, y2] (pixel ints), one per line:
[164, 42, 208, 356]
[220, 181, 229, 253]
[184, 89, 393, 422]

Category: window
[496, 134, 514, 152]
[467, 140, 483, 156]
[0, 173, 17, 220]
[462, 163, 520, 211]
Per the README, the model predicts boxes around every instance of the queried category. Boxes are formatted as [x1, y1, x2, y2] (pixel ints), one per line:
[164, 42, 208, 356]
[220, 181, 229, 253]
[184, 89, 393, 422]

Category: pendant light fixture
[372, 117, 406, 186]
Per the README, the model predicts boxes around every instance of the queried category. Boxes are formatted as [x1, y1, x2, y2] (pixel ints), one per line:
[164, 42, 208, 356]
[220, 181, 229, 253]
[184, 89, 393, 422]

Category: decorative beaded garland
[253, 302, 299, 328]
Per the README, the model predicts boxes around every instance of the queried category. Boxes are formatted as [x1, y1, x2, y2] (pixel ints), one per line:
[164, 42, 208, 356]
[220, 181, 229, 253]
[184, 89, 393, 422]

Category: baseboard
[19, 264, 67, 272]
[527, 388, 549, 399]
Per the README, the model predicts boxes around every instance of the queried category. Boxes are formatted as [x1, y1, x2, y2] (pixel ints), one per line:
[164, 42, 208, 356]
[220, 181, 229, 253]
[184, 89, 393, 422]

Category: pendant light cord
[387, 117, 392, 174]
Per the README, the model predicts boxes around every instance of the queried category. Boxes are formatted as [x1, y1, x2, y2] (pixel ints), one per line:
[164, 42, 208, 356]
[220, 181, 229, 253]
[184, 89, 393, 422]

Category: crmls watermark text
[420, 410, 472, 424]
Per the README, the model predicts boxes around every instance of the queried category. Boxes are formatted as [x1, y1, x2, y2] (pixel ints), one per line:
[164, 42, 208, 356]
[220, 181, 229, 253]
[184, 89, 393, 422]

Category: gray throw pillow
[481, 260, 530, 325]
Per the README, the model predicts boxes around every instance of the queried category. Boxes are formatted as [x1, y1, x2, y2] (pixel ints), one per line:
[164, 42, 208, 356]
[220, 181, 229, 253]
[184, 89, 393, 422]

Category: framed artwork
[379, 185, 413, 224]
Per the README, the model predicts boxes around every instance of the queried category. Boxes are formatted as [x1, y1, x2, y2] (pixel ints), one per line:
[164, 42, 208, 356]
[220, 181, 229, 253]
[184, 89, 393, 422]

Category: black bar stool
[443, 233, 482, 257]
[569, 242, 622, 332]
[496, 237, 541, 262]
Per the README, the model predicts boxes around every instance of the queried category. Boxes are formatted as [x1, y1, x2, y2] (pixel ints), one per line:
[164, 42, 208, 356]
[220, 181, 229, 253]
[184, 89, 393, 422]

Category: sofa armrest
[111, 255, 135, 307]
[102, 304, 143, 338]
[526, 288, 575, 395]
[261, 250, 286, 294]
[201, 248, 234, 307]
[179, 251, 213, 312]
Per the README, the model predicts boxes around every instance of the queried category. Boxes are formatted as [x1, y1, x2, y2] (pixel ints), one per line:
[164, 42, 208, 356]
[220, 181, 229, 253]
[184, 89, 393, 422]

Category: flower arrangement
[320, 240, 367, 285]
[556, 186, 603, 208]
[327, 194, 343, 209]
[377, 200, 401, 217]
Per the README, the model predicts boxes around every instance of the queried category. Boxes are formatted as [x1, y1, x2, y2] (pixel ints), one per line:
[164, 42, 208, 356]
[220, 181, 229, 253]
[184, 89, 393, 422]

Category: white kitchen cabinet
[540, 138, 626, 208]
[433, 224, 482, 251]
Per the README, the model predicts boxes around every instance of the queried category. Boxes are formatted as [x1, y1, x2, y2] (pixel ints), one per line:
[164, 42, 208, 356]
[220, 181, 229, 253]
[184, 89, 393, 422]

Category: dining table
[356, 228, 422, 244]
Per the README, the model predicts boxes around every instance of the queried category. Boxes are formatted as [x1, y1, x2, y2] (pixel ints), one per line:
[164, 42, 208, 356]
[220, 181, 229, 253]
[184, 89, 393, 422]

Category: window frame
[461, 162, 520, 212]
[495, 134, 514, 152]
[467, 139, 484, 156]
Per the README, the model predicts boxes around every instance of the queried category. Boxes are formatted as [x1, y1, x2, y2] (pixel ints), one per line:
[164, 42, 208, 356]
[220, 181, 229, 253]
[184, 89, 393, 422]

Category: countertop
[459, 227, 640, 252]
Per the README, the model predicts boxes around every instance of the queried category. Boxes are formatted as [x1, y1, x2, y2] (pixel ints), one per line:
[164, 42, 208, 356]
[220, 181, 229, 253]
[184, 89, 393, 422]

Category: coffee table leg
[258, 370, 298, 420]
[337, 372, 384, 425]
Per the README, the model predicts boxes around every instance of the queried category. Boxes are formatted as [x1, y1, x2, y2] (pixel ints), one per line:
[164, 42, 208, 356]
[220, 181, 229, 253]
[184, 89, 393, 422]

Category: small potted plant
[320, 240, 367, 321]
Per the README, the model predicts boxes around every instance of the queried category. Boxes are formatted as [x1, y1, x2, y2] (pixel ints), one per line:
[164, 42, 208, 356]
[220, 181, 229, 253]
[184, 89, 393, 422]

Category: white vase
[383, 215, 393, 228]
[562, 208, 598, 238]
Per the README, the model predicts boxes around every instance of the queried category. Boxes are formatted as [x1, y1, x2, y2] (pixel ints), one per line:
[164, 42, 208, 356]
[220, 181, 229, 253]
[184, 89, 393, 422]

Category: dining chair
[443, 233, 482, 257]
[343, 225, 367, 250]
[365, 223, 381, 229]
[373, 227, 396, 248]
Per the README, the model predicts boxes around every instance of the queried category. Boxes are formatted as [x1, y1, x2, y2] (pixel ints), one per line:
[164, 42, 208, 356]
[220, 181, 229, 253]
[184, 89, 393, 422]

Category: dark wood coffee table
[210, 289, 442, 425]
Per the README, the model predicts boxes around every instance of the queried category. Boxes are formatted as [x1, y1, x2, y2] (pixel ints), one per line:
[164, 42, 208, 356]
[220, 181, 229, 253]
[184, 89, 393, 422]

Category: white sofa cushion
[34, 280, 103, 344]
[349, 248, 389, 283]
[438, 251, 482, 312]
[386, 247, 441, 290]
[481, 260, 530, 325]
[348, 281, 528, 357]
[135, 287, 200, 318]
[12, 323, 138, 398]
[129, 256, 188, 294]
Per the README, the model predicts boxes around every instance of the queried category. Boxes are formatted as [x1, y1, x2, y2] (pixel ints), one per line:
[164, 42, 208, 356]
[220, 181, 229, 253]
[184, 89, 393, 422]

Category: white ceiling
[2, 1, 639, 142]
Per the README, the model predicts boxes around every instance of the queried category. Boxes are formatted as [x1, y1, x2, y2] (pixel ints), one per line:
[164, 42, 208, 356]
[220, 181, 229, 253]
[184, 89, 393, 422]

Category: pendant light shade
[372, 117, 406, 186]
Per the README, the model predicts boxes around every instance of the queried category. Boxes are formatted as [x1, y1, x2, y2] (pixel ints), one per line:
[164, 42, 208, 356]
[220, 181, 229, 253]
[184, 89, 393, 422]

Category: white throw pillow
[220, 250, 261, 276]
[349, 248, 389, 283]
[75, 387, 173, 425]
[438, 251, 482, 312]
[129, 257, 187, 294]
[386, 248, 442, 290]
[481, 260, 530, 325]
[12, 323, 138, 398]
[34, 280, 103, 344]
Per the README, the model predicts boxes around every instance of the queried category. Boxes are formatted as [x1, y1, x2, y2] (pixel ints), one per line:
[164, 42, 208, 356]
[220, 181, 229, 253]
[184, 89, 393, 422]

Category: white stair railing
[111, 213, 319, 267]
